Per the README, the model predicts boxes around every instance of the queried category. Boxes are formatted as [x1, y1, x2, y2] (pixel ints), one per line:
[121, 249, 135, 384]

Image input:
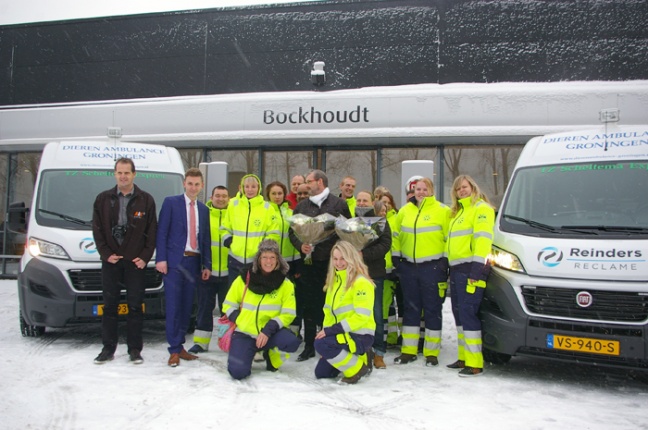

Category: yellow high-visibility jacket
[392, 196, 450, 263]
[446, 196, 495, 281]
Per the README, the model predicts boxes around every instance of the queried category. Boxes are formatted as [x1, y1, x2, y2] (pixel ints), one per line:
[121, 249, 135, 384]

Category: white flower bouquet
[335, 216, 386, 251]
[287, 213, 337, 264]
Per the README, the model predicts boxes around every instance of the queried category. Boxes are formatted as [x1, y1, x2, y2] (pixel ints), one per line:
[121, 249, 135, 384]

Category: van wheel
[20, 311, 45, 337]
[483, 347, 511, 364]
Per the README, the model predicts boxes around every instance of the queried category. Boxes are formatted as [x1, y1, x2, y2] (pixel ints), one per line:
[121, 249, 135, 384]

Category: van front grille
[521, 286, 648, 323]
[68, 268, 162, 292]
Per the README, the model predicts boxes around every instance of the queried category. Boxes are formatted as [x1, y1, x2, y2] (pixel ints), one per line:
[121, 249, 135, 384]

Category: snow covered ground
[2, 279, 646, 430]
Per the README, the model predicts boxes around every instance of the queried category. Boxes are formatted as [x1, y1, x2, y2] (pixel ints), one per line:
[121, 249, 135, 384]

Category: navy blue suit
[156, 194, 211, 354]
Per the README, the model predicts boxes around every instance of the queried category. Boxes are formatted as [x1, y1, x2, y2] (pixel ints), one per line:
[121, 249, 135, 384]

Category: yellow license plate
[547, 334, 620, 356]
[94, 303, 145, 316]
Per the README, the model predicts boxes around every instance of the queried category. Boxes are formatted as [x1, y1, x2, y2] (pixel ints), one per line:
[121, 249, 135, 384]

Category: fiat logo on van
[576, 291, 593, 308]
[79, 238, 97, 254]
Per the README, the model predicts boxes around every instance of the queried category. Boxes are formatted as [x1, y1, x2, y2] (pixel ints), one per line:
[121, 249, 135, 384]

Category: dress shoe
[129, 350, 144, 365]
[297, 346, 315, 362]
[178, 349, 199, 361]
[168, 353, 180, 367]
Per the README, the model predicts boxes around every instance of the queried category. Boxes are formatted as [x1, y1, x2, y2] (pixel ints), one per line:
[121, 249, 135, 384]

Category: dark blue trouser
[398, 260, 446, 330]
[314, 333, 373, 379]
[101, 259, 145, 353]
[372, 277, 386, 355]
[196, 275, 230, 331]
[449, 270, 484, 331]
[227, 257, 245, 288]
[164, 256, 201, 354]
[228, 328, 301, 380]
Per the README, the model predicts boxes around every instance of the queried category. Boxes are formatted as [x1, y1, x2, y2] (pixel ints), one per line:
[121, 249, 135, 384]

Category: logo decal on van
[576, 291, 593, 308]
[537, 247, 563, 267]
[80, 238, 97, 254]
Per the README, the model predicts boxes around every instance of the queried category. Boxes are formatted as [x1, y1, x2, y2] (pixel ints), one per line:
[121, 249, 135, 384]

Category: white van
[18, 141, 185, 336]
[484, 125, 648, 369]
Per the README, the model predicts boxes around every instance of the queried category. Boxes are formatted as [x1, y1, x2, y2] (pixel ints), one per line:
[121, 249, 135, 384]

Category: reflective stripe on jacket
[392, 196, 450, 263]
[323, 270, 376, 344]
[221, 194, 281, 265]
[207, 200, 229, 277]
[222, 275, 296, 337]
[270, 201, 300, 262]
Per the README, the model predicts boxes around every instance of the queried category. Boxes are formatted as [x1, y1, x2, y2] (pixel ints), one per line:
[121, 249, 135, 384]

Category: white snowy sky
[0, 0, 316, 25]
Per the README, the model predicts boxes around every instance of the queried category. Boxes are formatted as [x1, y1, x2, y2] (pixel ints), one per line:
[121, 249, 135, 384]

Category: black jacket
[289, 192, 351, 261]
[358, 209, 391, 280]
[92, 184, 157, 263]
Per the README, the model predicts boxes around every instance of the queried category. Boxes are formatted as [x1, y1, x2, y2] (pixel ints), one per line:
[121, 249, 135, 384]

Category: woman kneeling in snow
[314, 240, 375, 384]
[223, 240, 301, 380]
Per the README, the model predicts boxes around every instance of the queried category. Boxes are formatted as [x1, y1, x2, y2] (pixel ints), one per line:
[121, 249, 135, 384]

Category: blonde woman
[314, 241, 376, 384]
[446, 175, 495, 377]
[391, 177, 451, 366]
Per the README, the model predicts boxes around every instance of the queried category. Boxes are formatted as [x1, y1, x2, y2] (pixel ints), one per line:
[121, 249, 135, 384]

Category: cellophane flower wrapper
[287, 213, 337, 264]
[335, 216, 386, 251]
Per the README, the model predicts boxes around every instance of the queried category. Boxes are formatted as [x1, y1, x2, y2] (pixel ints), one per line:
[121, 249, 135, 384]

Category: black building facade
[1, 0, 647, 105]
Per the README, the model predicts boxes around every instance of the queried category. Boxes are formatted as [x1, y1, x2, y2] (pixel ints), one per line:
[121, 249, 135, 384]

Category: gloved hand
[466, 279, 486, 294]
[438, 282, 448, 298]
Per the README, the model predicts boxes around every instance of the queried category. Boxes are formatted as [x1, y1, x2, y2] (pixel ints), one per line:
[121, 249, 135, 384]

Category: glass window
[501, 160, 648, 237]
[443, 145, 523, 209]
[178, 148, 204, 170]
[206, 149, 259, 197]
[380, 147, 438, 208]
[262, 151, 312, 195]
[34, 168, 184, 230]
[324, 149, 379, 199]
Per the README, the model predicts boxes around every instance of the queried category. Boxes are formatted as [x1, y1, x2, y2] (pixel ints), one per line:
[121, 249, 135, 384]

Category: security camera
[311, 61, 325, 86]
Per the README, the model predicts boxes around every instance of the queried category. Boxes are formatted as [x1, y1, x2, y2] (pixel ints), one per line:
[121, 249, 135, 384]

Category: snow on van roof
[517, 125, 648, 166]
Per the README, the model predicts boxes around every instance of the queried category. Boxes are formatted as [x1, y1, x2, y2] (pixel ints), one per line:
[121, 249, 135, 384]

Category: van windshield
[500, 160, 648, 237]
[35, 169, 185, 229]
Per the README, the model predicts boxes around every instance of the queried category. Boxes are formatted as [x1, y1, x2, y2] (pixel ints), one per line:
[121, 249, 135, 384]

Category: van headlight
[28, 237, 70, 260]
[489, 246, 525, 273]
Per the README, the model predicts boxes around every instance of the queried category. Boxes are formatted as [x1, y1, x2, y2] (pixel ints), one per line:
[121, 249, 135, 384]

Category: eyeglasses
[306, 179, 317, 184]
[297, 192, 309, 196]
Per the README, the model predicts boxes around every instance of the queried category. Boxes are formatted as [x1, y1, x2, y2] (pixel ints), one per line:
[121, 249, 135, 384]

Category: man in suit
[156, 168, 212, 367]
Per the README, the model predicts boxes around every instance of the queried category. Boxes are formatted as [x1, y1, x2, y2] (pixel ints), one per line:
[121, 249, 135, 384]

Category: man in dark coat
[289, 169, 351, 361]
[92, 157, 157, 365]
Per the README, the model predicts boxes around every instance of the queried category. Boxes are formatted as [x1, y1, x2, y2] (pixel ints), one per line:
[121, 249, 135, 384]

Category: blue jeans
[372, 277, 386, 355]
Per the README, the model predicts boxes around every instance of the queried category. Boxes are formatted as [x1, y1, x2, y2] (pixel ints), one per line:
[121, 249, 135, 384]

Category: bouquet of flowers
[335, 216, 386, 251]
[287, 213, 338, 264]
